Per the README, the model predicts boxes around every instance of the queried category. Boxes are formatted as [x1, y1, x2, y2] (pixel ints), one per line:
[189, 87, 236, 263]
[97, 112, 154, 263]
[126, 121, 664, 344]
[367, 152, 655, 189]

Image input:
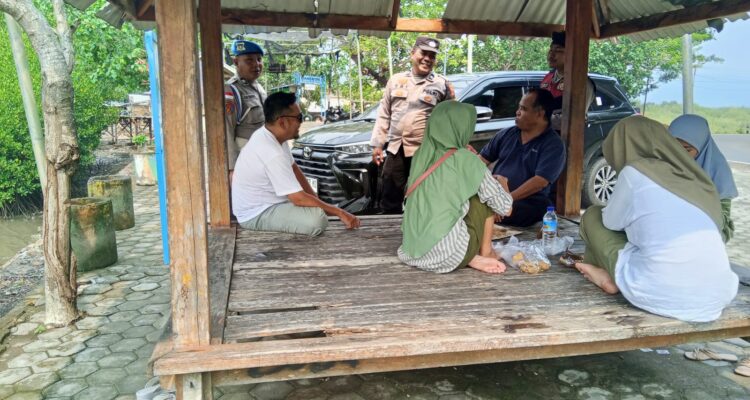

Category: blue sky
[647, 18, 750, 108]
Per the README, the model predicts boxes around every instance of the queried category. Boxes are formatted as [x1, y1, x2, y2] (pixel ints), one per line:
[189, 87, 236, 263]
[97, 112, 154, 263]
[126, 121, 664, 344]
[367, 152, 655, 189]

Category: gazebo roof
[79, 0, 750, 40]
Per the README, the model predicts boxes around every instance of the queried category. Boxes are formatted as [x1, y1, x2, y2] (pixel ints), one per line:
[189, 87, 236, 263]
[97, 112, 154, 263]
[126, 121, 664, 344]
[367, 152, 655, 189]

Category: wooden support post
[155, 0, 212, 350]
[556, 0, 592, 217]
[199, 0, 231, 227]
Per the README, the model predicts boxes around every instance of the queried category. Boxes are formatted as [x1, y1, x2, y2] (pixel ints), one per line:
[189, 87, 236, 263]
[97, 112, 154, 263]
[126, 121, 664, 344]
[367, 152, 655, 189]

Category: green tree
[0, 0, 148, 214]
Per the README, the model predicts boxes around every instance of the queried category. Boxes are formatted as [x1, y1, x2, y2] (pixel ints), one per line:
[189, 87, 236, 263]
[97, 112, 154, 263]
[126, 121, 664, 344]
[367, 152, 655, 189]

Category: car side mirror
[475, 106, 493, 122]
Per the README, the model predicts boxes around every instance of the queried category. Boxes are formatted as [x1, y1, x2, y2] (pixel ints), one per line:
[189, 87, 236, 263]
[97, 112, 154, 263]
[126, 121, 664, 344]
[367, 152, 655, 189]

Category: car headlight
[335, 142, 372, 155]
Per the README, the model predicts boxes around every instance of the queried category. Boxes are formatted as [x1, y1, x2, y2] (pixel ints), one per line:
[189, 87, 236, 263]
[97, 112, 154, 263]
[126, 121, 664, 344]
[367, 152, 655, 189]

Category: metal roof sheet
[221, 0, 395, 18]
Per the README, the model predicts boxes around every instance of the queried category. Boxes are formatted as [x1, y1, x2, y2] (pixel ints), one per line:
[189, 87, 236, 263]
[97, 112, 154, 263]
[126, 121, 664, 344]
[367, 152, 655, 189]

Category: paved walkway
[0, 165, 748, 400]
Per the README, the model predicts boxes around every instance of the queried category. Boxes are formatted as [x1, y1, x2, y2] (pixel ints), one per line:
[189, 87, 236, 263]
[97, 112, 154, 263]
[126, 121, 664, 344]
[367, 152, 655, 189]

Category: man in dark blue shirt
[479, 88, 566, 227]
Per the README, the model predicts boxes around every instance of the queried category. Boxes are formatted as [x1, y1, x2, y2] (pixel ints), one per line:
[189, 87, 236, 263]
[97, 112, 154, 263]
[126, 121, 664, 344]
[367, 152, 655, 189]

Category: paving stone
[621, 396, 647, 400]
[640, 383, 677, 399]
[702, 360, 731, 367]
[28, 312, 45, 323]
[61, 330, 98, 345]
[22, 338, 61, 353]
[725, 338, 750, 348]
[5, 392, 42, 400]
[109, 338, 147, 353]
[145, 328, 165, 343]
[15, 372, 59, 392]
[356, 380, 404, 400]
[107, 311, 140, 323]
[218, 393, 255, 400]
[148, 295, 171, 304]
[328, 393, 366, 400]
[11, 323, 40, 336]
[75, 317, 109, 331]
[114, 374, 148, 395]
[130, 314, 161, 327]
[129, 282, 159, 292]
[708, 341, 746, 357]
[558, 369, 590, 386]
[82, 284, 113, 295]
[140, 304, 168, 315]
[249, 381, 295, 400]
[684, 389, 721, 400]
[124, 292, 153, 301]
[8, 352, 49, 368]
[125, 357, 150, 375]
[76, 295, 104, 305]
[320, 375, 363, 393]
[0, 368, 33, 385]
[94, 298, 125, 308]
[49, 342, 86, 357]
[116, 300, 153, 312]
[0, 385, 14, 398]
[438, 394, 476, 400]
[31, 356, 72, 373]
[85, 368, 128, 386]
[59, 362, 99, 379]
[43, 379, 88, 397]
[37, 326, 74, 341]
[97, 322, 133, 335]
[80, 306, 113, 317]
[86, 334, 123, 348]
[97, 352, 138, 368]
[122, 325, 156, 339]
[399, 385, 438, 400]
[135, 343, 156, 358]
[577, 387, 615, 400]
[73, 384, 118, 400]
[74, 347, 112, 363]
[119, 273, 146, 281]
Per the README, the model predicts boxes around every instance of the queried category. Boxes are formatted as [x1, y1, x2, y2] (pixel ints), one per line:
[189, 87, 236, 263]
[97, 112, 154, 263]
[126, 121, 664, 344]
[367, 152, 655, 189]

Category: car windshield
[353, 104, 380, 121]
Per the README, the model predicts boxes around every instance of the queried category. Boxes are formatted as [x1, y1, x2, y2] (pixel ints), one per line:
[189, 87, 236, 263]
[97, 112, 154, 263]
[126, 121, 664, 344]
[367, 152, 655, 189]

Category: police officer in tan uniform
[225, 40, 267, 175]
[370, 36, 454, 213]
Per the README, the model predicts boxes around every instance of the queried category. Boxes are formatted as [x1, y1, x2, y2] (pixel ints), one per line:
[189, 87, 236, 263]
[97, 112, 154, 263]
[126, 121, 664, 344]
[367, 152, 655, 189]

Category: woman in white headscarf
[669, 114, 738, 242]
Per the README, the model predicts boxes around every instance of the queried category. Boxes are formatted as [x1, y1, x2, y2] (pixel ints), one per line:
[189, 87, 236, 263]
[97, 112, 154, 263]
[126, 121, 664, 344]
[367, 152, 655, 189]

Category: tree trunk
[1, 0, 80, 326]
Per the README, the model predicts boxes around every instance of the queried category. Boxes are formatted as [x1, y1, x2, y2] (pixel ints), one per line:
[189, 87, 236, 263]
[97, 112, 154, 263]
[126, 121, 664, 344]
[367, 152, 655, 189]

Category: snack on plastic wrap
[494, 236, 551, 275]
[559, 250, 584, 268]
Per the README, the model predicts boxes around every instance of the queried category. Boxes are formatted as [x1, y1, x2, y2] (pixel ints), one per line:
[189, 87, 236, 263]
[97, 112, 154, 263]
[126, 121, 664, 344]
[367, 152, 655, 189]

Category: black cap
[551, 31, 565, 47]
[414, 36, 440, 53]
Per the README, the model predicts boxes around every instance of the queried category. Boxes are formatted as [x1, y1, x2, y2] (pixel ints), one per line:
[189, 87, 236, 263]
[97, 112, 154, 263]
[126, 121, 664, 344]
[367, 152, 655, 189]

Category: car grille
[292, 145, 347, 204]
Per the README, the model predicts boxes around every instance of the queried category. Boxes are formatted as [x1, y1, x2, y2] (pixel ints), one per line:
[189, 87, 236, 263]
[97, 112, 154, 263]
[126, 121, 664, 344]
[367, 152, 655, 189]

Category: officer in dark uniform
[225, 40, 267, 175]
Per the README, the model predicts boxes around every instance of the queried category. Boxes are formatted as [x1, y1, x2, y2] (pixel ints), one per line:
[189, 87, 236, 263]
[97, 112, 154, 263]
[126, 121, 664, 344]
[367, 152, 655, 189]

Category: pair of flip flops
[684, 348, 750, 377]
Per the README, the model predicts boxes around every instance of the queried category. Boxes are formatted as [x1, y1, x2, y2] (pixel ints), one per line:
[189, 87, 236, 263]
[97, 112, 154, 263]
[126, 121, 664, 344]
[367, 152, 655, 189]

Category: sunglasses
[280, 114, 304, 122]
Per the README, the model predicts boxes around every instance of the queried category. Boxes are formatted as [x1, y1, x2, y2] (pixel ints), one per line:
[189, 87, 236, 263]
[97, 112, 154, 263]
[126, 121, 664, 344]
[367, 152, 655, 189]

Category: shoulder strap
[405, 148, 457, 198]
[228, 83, 243, 123]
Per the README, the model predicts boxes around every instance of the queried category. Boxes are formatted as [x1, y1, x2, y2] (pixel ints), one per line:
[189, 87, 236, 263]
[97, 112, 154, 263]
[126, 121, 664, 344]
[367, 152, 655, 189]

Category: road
[714, 134, 750, 163]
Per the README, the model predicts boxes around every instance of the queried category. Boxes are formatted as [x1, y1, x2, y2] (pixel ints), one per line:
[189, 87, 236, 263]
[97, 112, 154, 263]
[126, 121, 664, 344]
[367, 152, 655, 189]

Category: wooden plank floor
[155, 216, 750, 383]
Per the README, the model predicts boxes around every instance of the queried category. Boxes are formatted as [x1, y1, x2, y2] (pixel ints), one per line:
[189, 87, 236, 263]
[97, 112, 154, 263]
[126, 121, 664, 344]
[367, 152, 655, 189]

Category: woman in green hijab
[398, 101, 513, 274]
[575, 116, 737, 322]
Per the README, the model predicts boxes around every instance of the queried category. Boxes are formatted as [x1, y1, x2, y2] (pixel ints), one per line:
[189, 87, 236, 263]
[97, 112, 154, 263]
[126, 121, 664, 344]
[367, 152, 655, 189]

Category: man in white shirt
[232, 92, 361, 236]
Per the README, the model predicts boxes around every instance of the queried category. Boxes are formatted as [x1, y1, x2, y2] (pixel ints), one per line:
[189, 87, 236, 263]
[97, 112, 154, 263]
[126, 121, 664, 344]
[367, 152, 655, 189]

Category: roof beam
[140, 8, 562, 37]
[136, 0, 154, 20]
[599, 0, 750, 38]
[390, 0, 401, 29]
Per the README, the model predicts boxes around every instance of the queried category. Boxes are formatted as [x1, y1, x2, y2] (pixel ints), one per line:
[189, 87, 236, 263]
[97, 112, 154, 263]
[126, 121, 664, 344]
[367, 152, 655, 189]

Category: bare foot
[575, 262, 619, 294]
[469, 255, 506, 274]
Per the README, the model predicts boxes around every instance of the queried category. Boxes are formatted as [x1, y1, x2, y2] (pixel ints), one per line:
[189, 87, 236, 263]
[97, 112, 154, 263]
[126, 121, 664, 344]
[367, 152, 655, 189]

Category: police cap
[414, 36, 440, 53]
[231, 40, 264, 57]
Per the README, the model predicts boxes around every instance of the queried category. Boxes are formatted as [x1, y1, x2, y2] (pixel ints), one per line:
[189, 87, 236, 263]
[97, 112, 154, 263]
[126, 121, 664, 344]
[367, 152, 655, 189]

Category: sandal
[684, 348, 738, 362]
[736, 358, 750, 377]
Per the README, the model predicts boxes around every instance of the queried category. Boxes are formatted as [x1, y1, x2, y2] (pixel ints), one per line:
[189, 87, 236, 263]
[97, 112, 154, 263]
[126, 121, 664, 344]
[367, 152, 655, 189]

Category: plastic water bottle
[542, 206, 558, 250]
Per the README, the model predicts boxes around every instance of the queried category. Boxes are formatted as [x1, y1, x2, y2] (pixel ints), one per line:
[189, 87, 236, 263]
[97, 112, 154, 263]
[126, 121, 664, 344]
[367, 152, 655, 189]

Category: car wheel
[583, 156, 617, 207]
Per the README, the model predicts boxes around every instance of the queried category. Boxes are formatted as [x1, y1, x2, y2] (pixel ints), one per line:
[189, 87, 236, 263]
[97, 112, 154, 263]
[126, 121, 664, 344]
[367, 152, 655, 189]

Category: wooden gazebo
[114, 1, 750, 398]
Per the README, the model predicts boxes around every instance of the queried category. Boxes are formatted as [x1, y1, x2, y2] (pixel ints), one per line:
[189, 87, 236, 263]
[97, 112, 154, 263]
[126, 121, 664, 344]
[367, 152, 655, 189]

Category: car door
[459, 77, 529, 152]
